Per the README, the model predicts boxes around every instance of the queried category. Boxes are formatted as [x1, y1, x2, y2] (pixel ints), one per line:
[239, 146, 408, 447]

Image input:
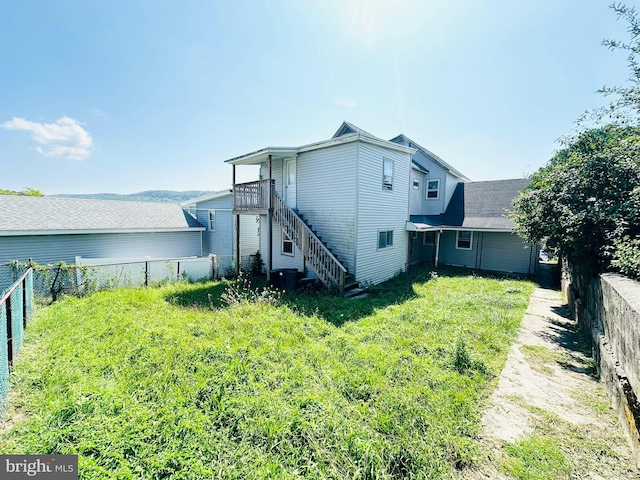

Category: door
[284, 157, 297, 209]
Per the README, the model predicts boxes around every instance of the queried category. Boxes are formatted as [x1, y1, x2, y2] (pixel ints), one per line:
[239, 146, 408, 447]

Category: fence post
[22, 277, 27, 329]
[145, 262, 149, 287]
[6, 296, 12, 368]
[177, 261, 180, 281]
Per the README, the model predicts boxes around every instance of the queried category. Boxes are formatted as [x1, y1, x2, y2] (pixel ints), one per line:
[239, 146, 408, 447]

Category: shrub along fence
[0, 268, 34, 411]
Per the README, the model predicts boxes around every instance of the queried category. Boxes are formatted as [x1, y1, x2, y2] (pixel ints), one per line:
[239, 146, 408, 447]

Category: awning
[405, 221, 441, 232]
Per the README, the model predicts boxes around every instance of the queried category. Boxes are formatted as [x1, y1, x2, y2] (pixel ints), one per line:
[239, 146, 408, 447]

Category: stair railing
[272, 191, 346, 294]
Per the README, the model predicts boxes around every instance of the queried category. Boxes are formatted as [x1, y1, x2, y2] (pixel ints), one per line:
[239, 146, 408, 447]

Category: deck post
[434, 230, 441, 267]
[235, 214, 241, 276]
[267, 156, 273, 280]
[232, 164, 236, 209]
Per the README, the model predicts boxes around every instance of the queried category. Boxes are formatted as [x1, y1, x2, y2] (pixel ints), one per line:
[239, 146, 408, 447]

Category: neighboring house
[181, 189, 260, 273]
[226, 121, 538, 294]
[0, 196, 205, 266]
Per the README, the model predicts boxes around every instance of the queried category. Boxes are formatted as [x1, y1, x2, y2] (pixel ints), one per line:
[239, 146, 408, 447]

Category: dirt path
[460, 266, 640, 479]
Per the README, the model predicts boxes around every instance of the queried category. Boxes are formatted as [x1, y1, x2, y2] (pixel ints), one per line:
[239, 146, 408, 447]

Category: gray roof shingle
[411, 178, 529, 231]
[0, 196, 203, 234]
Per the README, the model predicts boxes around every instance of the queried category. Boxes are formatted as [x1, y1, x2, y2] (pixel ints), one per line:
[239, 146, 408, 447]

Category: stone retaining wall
[562, 264, 640, 463]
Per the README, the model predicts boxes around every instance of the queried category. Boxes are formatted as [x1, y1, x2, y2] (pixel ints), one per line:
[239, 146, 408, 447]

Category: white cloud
[92, 107, 106, 117]
[335, 97, 357, 107]
[1, 116, 93, 161]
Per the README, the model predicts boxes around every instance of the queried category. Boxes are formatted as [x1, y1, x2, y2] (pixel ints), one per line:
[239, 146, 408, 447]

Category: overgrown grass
[0, 267, 534, 479]
[500, 396, 628, 480]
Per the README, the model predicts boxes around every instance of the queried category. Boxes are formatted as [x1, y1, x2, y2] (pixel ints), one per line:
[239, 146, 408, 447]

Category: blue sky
[0, 0, 633, 194]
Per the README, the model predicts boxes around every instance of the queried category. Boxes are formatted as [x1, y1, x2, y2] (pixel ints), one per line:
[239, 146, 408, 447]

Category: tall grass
[0, 267, 533, 479]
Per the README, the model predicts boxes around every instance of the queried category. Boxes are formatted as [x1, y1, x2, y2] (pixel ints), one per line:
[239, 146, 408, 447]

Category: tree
[512, 126, 640, 276]
[513, 4, 640, 278]
[598, 3, 640, 123]
[0, 187, 44, 196]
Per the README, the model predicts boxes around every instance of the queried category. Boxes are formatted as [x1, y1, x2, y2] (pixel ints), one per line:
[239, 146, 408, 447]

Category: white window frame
[423, 232, 435, 246]
[382, 158, 394, 191]
[208, 211, 216, 231]
[456, 230, 473, 250]
[426, 179, 440, 200]
[282, 231, 294, 256]
[412, 178, 420, 190]
[377, 229, 394, 249]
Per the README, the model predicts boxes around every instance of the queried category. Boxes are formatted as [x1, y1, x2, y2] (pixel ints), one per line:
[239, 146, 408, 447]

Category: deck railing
[233, 179, 274, 212]
[273, 191, 347, 294]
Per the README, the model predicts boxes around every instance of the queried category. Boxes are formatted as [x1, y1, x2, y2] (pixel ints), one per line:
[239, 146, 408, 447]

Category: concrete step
[343, 288, 367, 298]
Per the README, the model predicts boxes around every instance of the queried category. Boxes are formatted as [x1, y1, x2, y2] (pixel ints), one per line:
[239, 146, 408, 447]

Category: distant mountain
[53, 190, 214, 203]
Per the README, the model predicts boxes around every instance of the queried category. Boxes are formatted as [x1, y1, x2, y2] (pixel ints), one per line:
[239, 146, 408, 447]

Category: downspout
[435, 230, 442, 267]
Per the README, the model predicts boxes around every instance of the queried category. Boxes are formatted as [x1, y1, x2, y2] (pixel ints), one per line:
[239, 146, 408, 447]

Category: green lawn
[0, 267, 534, 479]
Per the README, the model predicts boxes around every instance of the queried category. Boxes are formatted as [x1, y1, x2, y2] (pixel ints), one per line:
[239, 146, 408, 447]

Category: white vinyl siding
[409, 172, 425, 215]
[269, 218, 304, 271]
[239, 215, 260, 257]
[194, 194, 259, 261]
[408, 148, 451, 215]
[0, 231, 202, 266]
[356, 143, 410, 285]
[295, 142, 358, 274]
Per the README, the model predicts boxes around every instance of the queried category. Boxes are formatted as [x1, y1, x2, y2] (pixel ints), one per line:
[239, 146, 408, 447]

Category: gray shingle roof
[0, 196, 204, 234]
[410, 178, 530, 231]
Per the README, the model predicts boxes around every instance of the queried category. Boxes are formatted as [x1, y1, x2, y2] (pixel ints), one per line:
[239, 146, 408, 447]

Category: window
[423, 232, 435, 245]
[383, 158, 394, 191]
[456, 231, 473, 250]
[282, 232, 294, 256]
[208, 211, 216, 231]
[378, 230, 394, 249]
[426, 179, 440, 199]
[412, 179, 420, 190]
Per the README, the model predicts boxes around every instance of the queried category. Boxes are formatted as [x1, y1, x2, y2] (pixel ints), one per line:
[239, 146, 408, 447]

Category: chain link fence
[0, 254, 262, 303]
[0, 268, 34, 417]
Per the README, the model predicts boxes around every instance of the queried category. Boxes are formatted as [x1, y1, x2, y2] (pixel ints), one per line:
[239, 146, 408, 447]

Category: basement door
[284, 157, 297, 209]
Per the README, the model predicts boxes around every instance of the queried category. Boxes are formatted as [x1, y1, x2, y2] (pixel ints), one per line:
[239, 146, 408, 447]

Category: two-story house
[226, 122, 538, 295]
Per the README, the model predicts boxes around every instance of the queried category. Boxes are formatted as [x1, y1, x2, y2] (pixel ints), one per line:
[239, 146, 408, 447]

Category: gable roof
[410, 178, 529, 231]
[332, 121, 381, 140]
[389, 134, 470, 181]
[225, 124, 415, 165]
[0, 196, 204, 236]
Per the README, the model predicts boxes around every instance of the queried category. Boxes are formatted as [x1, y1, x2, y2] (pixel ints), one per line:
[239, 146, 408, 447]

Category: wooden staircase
[272, 191, 362, 296]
